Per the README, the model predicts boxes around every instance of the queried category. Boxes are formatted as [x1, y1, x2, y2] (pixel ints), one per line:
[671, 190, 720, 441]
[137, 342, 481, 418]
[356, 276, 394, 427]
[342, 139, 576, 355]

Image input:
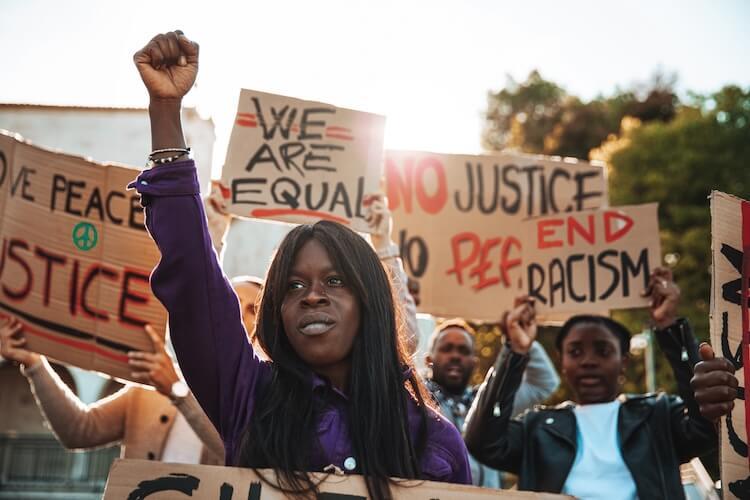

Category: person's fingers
[144, 41, 164, 70]
[691, 366, 738, 390]
[6, 321, 23, 337]
[512, 295, 530, 307]
[153, 34, 178, 67]
[692, 357, 735, 377]
[653, 266, 673, 280]
[175, 32, 199, 59]
[164, 31, 182, 65]
[370, 199, 385, 211]
[699, 401, 735, 421]
[128, 351, 157, 362]
[699, 343, 715, 362]
[128, 359, 156, 371]
[363, 193, 383, 205]
[694, 385, 739, 404]
[144, 325, 164, 349]
[9, 337, 27, 348]
[129, 371, 151, 383]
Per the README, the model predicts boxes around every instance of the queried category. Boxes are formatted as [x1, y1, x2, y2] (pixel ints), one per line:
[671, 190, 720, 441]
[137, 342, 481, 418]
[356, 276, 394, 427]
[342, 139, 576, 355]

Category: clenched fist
[134, 31, 199, 101]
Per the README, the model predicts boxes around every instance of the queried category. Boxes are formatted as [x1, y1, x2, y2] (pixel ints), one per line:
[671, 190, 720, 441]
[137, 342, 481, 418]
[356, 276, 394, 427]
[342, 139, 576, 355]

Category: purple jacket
[131, 160, 471, 484]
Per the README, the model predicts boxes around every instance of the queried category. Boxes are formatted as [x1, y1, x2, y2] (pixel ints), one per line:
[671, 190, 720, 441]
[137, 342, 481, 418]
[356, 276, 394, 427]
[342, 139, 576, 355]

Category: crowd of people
[0, 30, 742, 500]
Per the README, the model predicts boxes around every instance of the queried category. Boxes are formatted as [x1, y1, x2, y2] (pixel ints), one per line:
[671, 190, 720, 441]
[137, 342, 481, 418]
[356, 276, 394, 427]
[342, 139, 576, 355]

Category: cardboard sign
[710, 191, 750, 499]
[102, 459, 572, 499]
[221, 90, 386, 233]
[0, 130, 166, 381]
[384, 150, 607, 320]
[524, 203, 661, 315]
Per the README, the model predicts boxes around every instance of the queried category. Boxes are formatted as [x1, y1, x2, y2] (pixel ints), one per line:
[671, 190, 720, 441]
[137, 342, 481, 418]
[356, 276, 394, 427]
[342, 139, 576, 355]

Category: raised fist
[133, 31, 199, 101]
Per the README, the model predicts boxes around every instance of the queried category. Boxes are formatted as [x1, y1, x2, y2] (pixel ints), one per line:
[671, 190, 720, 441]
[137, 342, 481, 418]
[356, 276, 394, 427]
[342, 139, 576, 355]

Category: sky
[1, 0, 748, 177]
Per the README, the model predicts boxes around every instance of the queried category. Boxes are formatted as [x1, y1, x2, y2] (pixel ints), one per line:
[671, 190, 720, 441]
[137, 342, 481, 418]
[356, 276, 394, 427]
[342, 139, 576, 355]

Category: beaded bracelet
[148, 147, 191, 160]
[146, 148, 191, 168]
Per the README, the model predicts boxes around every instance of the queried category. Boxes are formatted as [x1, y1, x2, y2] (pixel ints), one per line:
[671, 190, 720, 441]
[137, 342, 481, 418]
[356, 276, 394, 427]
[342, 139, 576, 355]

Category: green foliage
[609, 86, 750, 342]
[483, 74, 750, 399]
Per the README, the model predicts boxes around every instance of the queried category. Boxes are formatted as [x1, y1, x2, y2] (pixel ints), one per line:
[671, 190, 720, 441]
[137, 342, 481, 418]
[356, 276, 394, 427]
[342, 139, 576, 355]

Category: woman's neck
[314, 360, 351, 393]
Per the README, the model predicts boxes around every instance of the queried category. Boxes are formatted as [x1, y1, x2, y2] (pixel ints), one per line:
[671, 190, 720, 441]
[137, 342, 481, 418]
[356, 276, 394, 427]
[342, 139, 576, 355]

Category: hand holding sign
[127, 325, 179, 397]
[502, 296, 537, 355]
[0, 314, 41, 367]
[691, 343, 737, 421]
[133, 31, 199, 101]
[643, 267, 681, 329]
[364, 193, 393, 251]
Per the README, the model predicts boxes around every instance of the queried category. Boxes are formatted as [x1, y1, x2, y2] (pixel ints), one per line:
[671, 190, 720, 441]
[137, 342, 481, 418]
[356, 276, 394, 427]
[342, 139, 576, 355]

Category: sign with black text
[710, 191, 750, 499]
[523, 203, 660, 315]
[0, 130, 166, 381]
[102, 459, 571, 499]
[385, 150, 608, 320]
[222, 90, 386, 232]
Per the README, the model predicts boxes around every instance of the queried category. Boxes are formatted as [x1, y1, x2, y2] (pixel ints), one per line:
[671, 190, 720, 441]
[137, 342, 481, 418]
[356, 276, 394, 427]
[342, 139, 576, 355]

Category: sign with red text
[102, 459, 571, 499]
[0, 130, 166, 381]
[710, 191, 750, 500]
[385, 150, 607, 320]
[221, 89, 386, 233]
[524, 203, 660, 315]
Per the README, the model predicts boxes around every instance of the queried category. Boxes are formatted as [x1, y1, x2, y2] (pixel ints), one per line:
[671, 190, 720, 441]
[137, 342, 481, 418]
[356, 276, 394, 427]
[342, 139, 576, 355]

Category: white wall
[0, 105, 214, 193]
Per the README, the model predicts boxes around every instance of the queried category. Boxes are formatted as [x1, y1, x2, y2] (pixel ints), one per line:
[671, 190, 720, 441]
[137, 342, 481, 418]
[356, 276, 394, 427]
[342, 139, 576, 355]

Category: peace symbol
[72, 222, 98, 251]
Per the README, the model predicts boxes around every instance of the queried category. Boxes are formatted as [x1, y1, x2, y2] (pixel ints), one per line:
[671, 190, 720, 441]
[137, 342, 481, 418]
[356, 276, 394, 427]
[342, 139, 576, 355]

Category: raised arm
[24, 358, 129, 450]
[645, 268, 717, 460]
[512, 340, 560, 415]
[463, 298, 537, 471]
[364, 193, 419, 355]
[131, 31, 268, 443]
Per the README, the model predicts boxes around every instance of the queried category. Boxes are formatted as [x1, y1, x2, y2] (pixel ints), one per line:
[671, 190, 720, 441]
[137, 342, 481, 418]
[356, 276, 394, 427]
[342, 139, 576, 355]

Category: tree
[598, 85, 750, 343]
[482, 70, 566, 153]
[483, 70, 678, 159]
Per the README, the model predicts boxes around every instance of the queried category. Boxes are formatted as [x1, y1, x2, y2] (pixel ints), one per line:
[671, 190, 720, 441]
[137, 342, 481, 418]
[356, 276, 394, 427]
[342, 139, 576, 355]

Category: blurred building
[0, 103, 214, 499]
[0, 103, 214, 191]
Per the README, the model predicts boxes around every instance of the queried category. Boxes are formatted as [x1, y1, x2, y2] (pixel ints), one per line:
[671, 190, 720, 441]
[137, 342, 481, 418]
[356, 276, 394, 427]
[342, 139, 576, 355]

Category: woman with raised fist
[130, 31, 470, 499]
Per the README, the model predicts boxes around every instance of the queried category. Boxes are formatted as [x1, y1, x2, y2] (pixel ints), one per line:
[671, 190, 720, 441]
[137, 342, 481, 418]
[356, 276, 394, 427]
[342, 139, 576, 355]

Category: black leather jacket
[464, 319, 717, 500]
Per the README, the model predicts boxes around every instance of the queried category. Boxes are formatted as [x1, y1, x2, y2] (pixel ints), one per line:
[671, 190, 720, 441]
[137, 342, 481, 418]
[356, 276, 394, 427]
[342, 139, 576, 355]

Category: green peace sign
[72, 222, 98, 251]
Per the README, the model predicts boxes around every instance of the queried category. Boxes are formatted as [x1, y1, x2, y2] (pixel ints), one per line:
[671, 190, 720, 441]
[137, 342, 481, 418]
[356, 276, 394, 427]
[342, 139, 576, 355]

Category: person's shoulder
[619, 392, 683, 409]
[515, 400, 575, 423]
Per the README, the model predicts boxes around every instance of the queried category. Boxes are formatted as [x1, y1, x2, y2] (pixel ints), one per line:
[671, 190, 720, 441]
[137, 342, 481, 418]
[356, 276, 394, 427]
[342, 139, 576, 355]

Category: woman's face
[280, 238, 361, 387]
[233, 281, 261, 336]
[560, 323, 627, 404]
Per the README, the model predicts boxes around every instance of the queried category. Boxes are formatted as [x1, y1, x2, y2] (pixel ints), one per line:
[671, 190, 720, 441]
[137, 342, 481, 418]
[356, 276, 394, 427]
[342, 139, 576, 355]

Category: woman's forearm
[149, 99, 186, 152]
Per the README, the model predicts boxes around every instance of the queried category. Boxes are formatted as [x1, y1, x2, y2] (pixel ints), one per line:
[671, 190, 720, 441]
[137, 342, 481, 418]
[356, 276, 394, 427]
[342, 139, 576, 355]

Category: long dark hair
[237, 220, 431, 498]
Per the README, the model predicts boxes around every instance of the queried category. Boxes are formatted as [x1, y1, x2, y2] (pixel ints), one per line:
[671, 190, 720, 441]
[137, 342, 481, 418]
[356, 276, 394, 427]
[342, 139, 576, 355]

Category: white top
[561, 400, 638, 500]
[161, 411, 204, 464]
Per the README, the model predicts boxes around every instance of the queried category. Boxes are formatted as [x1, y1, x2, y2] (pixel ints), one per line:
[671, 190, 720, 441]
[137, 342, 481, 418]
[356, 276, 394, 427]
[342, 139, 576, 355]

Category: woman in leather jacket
[464, 268, 717, 499]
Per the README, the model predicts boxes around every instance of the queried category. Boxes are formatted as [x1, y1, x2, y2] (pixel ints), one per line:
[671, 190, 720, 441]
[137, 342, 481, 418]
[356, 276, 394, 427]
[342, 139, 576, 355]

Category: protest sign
[102, 459, 572, 499]
[0, 130, 166, 381]
[221, 89, 385, 233]
[523, 203, 661, 315]
[710, 191, 750, 499]
[384, 150, 608, 320]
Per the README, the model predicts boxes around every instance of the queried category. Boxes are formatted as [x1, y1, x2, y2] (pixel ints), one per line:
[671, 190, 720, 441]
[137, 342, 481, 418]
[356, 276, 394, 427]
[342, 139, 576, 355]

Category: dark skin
[513, 267, 681, 405]
[134, 32, 362, 393]
[428, 295, 537, 395]
[560, 324, 628, 404]
[281, 239, 360, 392]
[690, 344, 737, 421]
[427, 328, 477, 395]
